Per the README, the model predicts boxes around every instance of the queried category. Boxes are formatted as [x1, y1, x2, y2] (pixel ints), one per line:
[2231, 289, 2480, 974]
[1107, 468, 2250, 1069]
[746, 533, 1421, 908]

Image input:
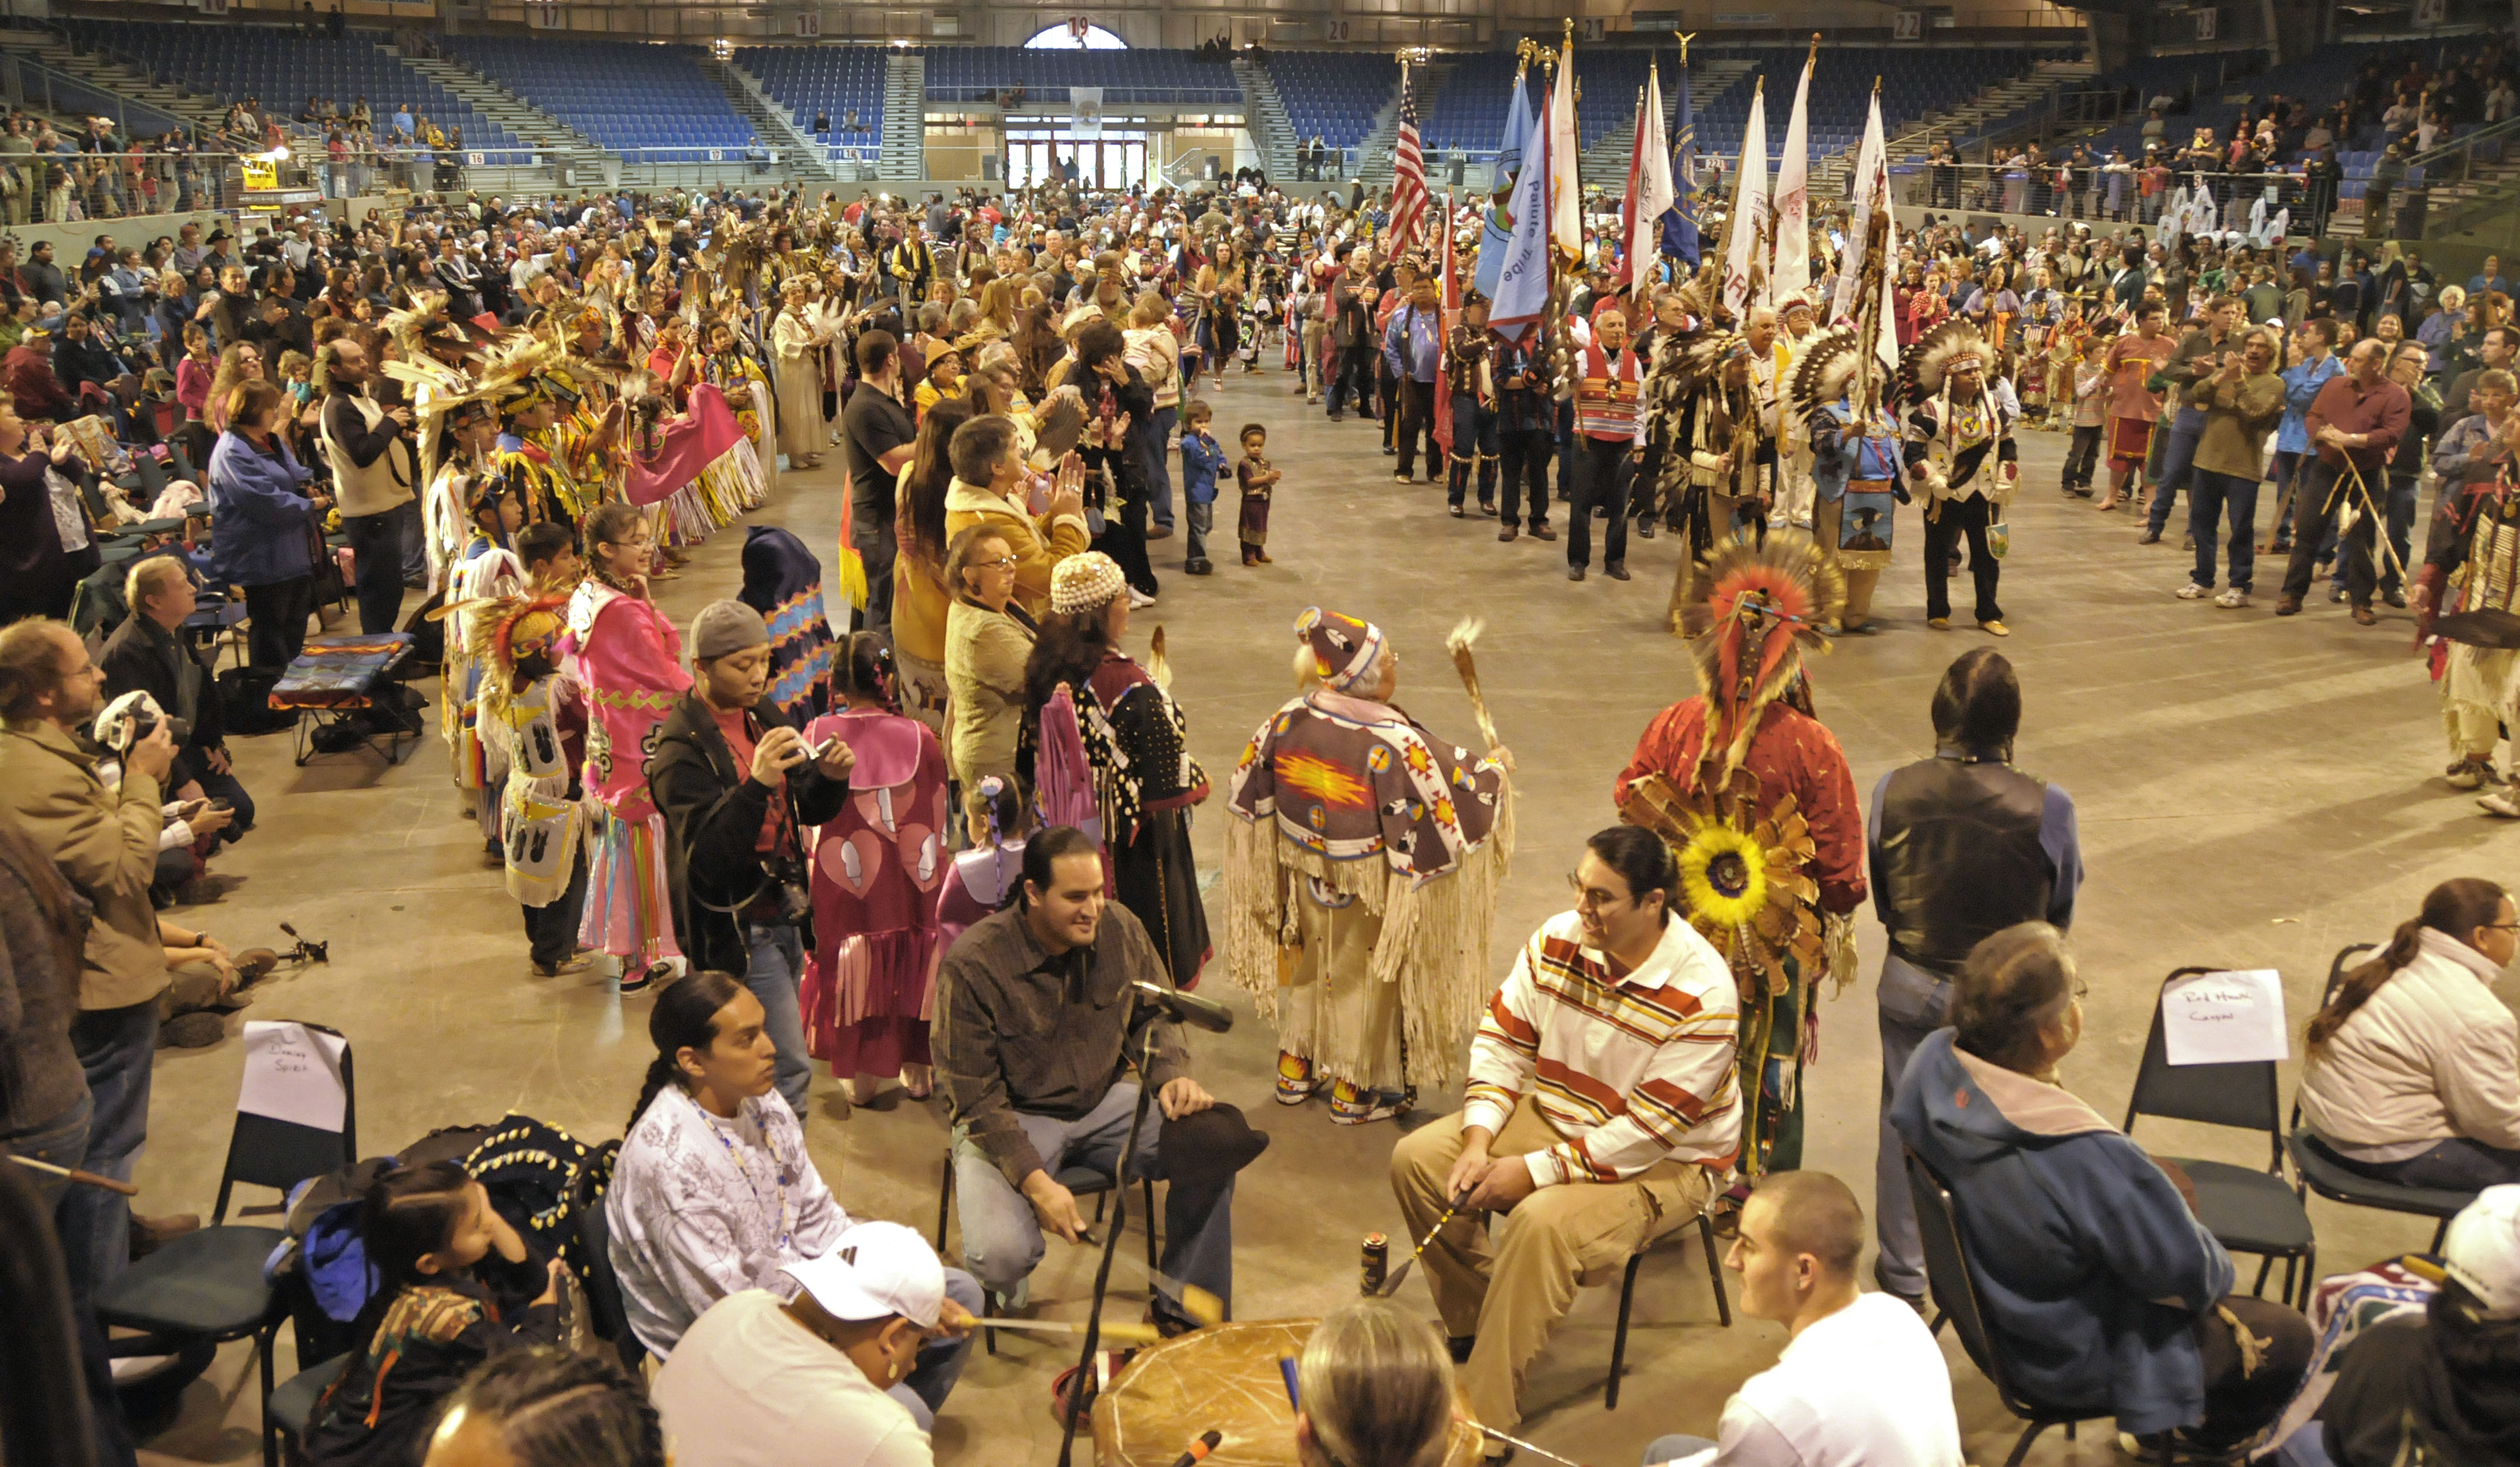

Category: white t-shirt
[1666, 1294, 1964, 1467]
[651, 1290, 930, 1467]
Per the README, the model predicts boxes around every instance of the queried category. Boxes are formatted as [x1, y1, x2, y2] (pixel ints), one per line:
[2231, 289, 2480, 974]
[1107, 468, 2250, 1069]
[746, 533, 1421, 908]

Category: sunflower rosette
[1619, 763, 1823, 1005]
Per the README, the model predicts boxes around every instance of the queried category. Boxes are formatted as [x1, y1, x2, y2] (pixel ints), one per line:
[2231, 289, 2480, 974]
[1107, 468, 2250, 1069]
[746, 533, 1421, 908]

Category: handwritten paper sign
[2163, 969, 2288, 1067]
[238, 1021, 348, 1131]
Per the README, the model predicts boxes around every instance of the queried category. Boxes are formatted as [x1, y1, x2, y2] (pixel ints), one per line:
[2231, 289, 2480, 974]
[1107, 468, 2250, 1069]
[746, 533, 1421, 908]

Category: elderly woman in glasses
[942, 521, 1036, 845]
[1892, 923, 2313, 1456]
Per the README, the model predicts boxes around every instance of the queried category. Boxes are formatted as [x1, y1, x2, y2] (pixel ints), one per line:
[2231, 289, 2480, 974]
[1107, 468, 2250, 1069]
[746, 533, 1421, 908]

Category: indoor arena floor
[127, 363, 2511, 1466]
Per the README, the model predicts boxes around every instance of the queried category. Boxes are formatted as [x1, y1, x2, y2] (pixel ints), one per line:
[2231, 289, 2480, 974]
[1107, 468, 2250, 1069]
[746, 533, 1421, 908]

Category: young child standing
[1179, 399, 1226, 576]
[1235, 422, 1280, 567]
[2062, 336, 2112, 498]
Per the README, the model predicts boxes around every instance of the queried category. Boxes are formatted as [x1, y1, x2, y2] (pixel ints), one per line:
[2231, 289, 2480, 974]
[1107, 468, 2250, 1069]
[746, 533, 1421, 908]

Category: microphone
[1131, 980, 1235, 1034]
[1165, 1431, 1224, 1467]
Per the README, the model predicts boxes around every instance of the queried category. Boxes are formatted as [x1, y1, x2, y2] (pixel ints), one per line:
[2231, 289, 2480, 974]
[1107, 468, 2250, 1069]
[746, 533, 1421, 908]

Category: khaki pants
[1389, 1097, 1714, 1434]
[1811, 492, 1884, 630]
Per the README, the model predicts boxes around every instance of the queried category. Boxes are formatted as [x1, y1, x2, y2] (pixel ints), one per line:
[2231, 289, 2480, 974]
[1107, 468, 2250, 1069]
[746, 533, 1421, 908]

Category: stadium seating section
[438, 36, 757, 160]
[59, 18, 524, 153]
[731, 46, 887, 150]
[1265, 52, 1400, 152]
[918, 47, 1239, 105]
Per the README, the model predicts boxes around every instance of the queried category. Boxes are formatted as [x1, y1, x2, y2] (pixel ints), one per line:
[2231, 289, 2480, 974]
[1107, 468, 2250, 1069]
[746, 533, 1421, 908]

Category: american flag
[1388, 86, 1429, 259]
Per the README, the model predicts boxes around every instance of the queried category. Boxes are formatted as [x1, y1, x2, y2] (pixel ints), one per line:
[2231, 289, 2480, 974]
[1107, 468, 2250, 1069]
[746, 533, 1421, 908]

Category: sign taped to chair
[2162, 969, 2288, 1066]
[239, 1020, 349, 1130]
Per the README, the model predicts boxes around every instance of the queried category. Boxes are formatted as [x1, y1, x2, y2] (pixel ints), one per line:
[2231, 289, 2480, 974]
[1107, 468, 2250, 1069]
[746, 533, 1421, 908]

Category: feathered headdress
[1677, 531, 1845, 783]
[1785, 328, 1861, 427]
[458, 591, 572, 725]
[1894, 321, 1990, 408]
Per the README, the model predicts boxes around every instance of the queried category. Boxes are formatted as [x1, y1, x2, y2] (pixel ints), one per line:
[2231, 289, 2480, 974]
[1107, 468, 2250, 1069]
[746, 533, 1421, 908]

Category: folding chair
[1599, 1211, 1731, 1409]
[2123, 967, 2318, 1308]
[935, 1143, 1157, 1355]
[97, 1023, 356, 1467]
[573, 1140, 648, 1373]
[1905, 1148, 2165, 1467]
[2286, 943, 2478, 1251]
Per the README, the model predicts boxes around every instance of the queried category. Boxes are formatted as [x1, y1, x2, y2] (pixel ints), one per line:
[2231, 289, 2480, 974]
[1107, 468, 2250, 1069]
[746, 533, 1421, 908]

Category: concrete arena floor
[132, 363, 2519, 1467]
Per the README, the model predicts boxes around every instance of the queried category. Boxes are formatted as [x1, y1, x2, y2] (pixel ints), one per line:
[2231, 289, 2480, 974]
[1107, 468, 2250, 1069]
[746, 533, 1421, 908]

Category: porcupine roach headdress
[1785, 327, 1861, 427]
[1894, 320, 1990, 410]
[1678, 532, 1845, 783]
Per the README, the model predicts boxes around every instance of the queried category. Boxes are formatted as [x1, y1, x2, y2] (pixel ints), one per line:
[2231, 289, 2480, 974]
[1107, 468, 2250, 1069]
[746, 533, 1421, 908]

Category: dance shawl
[738, 525, 838, 719]
[1219, 689, 1513, 1083]
[561, 578, 689, 822]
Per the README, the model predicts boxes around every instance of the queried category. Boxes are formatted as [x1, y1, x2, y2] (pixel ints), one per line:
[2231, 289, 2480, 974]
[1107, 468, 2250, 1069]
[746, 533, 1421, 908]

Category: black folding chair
[97, 1024, 356, 1467]
[1905, 1148, 2163, 1467]
[1601, 1212, 1731, 1409]
[573, 1140, 648, 1373]
[936, 1144, 1156, 1355]
[2287, 943, 2478, 1251]
[2123, 967, 2318, 1308]
[263, 1353, 348, 1466]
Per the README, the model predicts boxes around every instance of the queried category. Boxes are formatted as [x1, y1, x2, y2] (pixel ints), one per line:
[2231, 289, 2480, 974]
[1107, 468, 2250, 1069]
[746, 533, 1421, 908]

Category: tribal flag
[1627, 61, 1677, 299]
[1436, 190, 1457, 452]
[1665, 56, 1700, 266]
[1489, 95, 1555, 343]
[1473, 69, 1533, 299]
[1388, 78, 1430, 260]
[1547, 38, 1583, 266]
[1619, 91, 1648, 289]
[1771, 43, 1816, 306]
[1720, 79, 1770, 320]
[1829, 85, 1887, 327]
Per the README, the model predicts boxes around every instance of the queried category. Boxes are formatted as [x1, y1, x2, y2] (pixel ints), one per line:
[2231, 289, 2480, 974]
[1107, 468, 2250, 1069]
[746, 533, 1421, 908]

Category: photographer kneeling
[649, 601, 854, 1127]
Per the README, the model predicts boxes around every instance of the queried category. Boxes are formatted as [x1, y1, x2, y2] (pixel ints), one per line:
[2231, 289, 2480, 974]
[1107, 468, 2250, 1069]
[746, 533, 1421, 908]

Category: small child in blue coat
[1179, 398, 1227, 575]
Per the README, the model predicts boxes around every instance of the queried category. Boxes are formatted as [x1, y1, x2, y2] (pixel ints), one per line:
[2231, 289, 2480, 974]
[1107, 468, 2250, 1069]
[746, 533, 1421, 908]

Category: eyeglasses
[1565, 872, 1625, 912]
[977, 554, 1017, 570]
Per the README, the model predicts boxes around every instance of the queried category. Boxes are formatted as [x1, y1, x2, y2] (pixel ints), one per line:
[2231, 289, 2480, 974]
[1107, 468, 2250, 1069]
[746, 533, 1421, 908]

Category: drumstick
[1378, 1193, 1469, 1297]
[1095, 1249, 1227, 1329]
[973, 1317, 1163, 1346]
[8, 1155, 139, 1196]
[1475, 1424, 1592, 1467]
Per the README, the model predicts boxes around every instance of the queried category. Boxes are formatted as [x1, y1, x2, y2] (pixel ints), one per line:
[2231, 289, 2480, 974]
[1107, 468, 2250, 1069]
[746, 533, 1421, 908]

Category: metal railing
[1886, 161, 2325, 234]
[2, 55, 189, 139]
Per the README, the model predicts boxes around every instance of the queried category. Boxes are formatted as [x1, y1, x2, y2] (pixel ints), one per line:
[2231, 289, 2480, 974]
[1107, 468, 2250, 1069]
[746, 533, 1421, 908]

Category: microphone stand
[1056, 980, 1163, 1467]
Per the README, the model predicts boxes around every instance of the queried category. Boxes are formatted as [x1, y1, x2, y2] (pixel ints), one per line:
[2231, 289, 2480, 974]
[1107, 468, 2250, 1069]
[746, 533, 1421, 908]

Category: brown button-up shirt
[2307, 372, 2411, 477]
[935, 902, 1190, 1188]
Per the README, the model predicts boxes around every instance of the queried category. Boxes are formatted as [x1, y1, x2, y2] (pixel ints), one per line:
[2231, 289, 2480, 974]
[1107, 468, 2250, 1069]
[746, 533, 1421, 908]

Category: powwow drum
[1090, 1319, 1486, 1467]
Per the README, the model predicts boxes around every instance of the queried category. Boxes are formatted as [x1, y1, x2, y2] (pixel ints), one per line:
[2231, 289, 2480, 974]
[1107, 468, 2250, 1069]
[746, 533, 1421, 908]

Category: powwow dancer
[2414, 402, 2520, 812]
[1617, 535, 1866, 1190]
[1899, 321, 2021, 635]
[1221, 608, 1512, 1125]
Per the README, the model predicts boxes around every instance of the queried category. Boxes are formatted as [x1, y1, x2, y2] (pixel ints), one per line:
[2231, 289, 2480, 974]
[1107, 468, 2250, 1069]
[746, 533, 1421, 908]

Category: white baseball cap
[780, 1221, 945, 1329]
[2442, 1184, 2520, 1320]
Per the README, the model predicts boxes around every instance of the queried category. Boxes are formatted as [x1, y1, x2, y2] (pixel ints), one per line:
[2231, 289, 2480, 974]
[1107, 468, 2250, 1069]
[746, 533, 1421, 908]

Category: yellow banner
[240, 158, 279, 192]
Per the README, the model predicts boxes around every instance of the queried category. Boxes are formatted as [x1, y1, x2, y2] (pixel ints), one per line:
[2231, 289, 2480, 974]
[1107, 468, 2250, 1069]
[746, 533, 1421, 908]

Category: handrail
[2407, 113, 2520, 172]
[2, 55, 190, 139]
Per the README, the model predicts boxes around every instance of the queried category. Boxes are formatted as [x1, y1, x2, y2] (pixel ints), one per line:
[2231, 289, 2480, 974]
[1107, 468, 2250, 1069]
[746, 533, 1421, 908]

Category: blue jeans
[1873, 955, 1951, 1300]
[951, 1081, 1235, 1329]
[1644, 1435, 1717, 1465]
[65, 999, 158, 1295]
[1140, 406, 1178, 529]
[7, 1094, 138, 1467]
[1184, 497, 1213, 565]
[2330, 1135, 2520, 1190]
[2144, 415, 2203, 535]
[741, 920, 813, 1125]
[2187, 469, 2261, 591]
[893, 1268, 984, 1429]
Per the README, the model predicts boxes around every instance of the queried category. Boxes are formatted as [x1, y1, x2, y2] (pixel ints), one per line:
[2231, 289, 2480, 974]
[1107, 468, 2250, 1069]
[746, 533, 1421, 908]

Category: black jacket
[2322, 1314, 2520, 1466]
[646, 691, 849, 975]
[99, 611, 223, 786]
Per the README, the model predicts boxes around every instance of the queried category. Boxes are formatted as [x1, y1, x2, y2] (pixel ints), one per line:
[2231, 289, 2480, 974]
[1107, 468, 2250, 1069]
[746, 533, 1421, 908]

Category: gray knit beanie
[691, 599, 770, 662]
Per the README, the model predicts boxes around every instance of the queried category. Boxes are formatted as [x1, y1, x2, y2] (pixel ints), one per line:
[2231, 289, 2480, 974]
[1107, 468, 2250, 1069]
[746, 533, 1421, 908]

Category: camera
[93, 689, 188, 755]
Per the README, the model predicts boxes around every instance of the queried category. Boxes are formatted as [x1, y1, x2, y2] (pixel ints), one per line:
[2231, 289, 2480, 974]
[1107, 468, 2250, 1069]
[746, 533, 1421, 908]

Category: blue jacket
[2275, 353, 2342, 455]
[1180, 428, 1227, 506]
[1382, 303, 1443, 384]
[1891, 1029, 2231, 1436]
[206, 430, 316, 588]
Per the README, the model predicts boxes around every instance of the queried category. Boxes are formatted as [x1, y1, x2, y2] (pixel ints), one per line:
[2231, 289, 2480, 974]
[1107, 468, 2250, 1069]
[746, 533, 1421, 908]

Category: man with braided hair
[1617, 534, 1865, 1187]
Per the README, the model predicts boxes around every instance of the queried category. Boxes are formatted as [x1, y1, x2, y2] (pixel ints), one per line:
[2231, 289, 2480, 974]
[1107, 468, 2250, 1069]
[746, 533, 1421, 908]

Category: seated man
[1640, 1171, 1963, 1467]
[654, 1221, 953, 1467]
[101, 556, 253, 846]
[606, 970, 980, 1430]
[936, 825, 1260, 1333]
[1391, 826, 1741, 1442]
